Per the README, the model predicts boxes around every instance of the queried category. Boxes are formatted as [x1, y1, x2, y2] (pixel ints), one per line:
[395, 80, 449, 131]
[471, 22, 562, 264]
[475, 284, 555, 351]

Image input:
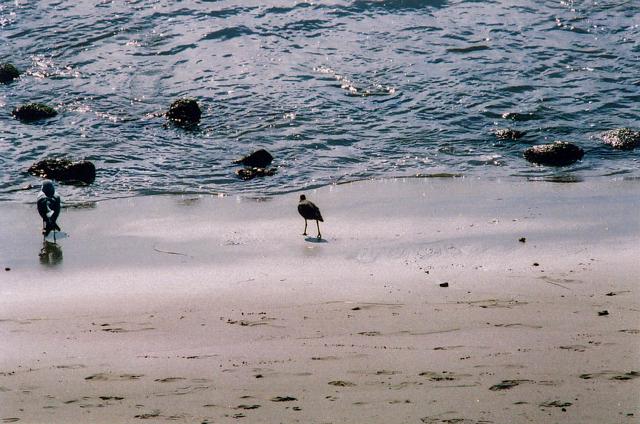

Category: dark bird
[298, 194, 323, 239]
[37, 180, 61, 238]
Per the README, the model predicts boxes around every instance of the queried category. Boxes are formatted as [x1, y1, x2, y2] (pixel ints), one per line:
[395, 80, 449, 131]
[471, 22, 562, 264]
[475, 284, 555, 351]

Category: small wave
[447, 45, 491, 54]
[314, 66, 397, 97]
[201, 26, 254, 41]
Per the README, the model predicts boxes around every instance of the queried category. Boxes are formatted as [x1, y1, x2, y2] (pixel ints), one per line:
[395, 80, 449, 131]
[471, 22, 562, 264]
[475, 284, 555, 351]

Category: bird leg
[316, 220, 321, 239]
[303, 219, 308, 236]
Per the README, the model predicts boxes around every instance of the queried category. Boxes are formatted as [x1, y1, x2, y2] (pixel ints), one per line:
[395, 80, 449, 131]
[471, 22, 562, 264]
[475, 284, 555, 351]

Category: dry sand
[1, 177, 639, 423]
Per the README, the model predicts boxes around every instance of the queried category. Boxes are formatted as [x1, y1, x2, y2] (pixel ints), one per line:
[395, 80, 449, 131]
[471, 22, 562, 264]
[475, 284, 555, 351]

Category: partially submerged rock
[236, 167, 277, 181]
[234, 149, 274, 168]
[523, 142, 584, 166]
[28, 158, 96, 185]
[493, 128, 526, 140]
[0, 63, 21, 84]
[166, 98, 201, 127]
[12, 103, 58, 122]
[601, 128, 640, 150]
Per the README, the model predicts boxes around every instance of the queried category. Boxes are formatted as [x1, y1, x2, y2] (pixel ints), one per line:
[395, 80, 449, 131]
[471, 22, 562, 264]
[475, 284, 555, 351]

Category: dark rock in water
[12, 103, 58, 121]
[28, 158, 96, 184]
[494, 128, 526, 140]
[234, 149, 274, 168]
[235, 167, 277, 181]
[0, 63, 21, 84]
[166, 98, 201, 127]
[601, 128, 640, 150]
[523, 142, 584, 166]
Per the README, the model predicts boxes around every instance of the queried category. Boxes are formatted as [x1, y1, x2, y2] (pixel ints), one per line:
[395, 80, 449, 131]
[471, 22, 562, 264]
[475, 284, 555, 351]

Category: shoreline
[3, 173, 639, 206]
[1, 177, 638, 423]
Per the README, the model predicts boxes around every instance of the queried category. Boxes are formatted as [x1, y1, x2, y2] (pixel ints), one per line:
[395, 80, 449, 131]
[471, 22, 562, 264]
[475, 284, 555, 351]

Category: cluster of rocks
[233, 149, 278, 181]
[494, 125, 638, 167]
[4, 62, 277, 184]
[5, 58, 636, 185]
[165, 100, 278, 180]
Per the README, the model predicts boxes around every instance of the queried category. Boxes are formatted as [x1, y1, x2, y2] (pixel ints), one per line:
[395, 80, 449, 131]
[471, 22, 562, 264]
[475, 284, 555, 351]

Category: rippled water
[1, 0, 639, 202]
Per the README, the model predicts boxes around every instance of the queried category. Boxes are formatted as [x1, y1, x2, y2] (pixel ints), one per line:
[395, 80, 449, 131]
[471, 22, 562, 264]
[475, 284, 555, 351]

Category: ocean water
[1, 0, 638, 203]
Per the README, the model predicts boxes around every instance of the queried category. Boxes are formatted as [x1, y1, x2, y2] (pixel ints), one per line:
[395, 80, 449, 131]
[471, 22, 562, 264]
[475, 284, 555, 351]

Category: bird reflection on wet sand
[39, 241, 63, 267]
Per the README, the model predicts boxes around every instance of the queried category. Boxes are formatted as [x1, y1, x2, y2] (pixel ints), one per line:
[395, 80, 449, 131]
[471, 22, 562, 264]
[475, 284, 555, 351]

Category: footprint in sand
[236, 404, 261, 410]
[98, 396, 124, 401]
[85, 373, 143, 381]
[155, 386, 209, 396]
[461, 299, 527, 309]
[493, 323, 542, 329]
[347, 369, 401, 377]
[328, 380, 356, 387]
[433, 345, 464, 351]
[357, 331, 382, 336]
[55, 364, 86, 370]
[489, 379, 531, 391]
[419, 371, 458, 381]
[134, 410, 161, 419]
[96, 322, 155, 333]
[421, 417, 491, 423]
[154, 377, 186, 383]
[2, 419, 20, 423]
[376, 370, 401, 376]
[559, 345, 588, 352]
[270, 396, 297, 402]
[579, 371, 639, 381]
[540, 400, 572, 408]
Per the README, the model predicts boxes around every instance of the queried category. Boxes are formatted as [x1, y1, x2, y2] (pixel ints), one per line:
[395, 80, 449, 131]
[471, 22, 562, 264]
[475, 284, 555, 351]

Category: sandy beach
[1, 177, 638, 423]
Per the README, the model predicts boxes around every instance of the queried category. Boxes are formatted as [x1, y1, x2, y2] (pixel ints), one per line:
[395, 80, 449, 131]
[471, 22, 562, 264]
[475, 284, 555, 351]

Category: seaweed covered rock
[28, 158, 96, 184]
[0, 63, 21, 84]
[12, 103, 58, 122]
[493, 128, 526, 140]
[601, 128, 640, 150]
[233, 149, 274, 168]
[236, 167, 277, 181]
[524, 142, 584, 166]
[166, 98, 201, 127]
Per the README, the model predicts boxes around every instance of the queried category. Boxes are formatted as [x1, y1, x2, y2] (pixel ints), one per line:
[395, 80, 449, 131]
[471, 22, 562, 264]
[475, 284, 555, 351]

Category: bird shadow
[304, 236, 328, 244]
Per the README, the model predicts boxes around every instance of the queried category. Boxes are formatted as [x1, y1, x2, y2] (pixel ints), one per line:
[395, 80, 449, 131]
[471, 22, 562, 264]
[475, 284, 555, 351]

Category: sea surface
[1, 0, 638, 203]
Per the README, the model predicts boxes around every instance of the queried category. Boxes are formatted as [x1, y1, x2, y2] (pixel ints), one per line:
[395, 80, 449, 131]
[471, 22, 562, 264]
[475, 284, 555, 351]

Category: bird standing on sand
[298, 194, 323, 239]
[37, 180, 61, 238]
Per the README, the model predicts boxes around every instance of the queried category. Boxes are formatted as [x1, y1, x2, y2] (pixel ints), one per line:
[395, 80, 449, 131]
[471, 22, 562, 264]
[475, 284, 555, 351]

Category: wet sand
[1, 177, 639, 423]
